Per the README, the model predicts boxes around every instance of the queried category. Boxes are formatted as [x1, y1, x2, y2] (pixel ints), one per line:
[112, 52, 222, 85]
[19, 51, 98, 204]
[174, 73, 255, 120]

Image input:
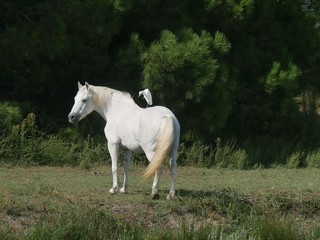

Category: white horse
[68, 82, 180, 200]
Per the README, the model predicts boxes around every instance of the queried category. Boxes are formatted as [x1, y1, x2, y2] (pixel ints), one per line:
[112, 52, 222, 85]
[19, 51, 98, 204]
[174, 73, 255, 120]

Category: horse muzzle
[68, 113, 80, 124]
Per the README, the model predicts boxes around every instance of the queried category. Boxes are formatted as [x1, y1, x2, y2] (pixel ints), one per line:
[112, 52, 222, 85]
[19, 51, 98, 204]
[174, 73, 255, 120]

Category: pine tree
[142, 29, 232, 141]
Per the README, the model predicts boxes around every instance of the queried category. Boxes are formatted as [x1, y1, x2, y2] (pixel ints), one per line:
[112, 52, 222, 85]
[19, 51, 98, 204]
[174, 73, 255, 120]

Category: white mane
[91, 86, 134, 109]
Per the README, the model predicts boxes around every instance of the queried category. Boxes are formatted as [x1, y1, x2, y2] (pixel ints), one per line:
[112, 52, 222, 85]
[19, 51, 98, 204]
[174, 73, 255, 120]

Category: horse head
[68, 82, 94, 124]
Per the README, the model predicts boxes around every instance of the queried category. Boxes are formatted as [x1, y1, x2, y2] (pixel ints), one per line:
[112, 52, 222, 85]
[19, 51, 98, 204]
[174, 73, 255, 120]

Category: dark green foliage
[225, 0, 320, 137]
[0, 105, 109, 166]
[1, 0, 320, 165]
[142, 29, 232, 140]
[0, 102, 22, 133]
[0, 0, 122, 115]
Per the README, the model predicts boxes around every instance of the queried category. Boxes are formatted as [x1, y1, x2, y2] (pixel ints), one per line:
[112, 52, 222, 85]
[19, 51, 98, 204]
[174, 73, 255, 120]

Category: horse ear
[85, 82, 90, 90]
[78, 82, 82, 90]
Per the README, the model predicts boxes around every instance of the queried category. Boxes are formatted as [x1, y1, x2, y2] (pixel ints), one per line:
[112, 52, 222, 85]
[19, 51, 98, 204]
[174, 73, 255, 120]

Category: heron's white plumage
[139, 88, 153, 106]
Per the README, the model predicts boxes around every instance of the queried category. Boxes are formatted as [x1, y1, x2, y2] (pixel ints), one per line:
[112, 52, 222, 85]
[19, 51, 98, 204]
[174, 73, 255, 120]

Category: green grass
[1, 165, 320, 239]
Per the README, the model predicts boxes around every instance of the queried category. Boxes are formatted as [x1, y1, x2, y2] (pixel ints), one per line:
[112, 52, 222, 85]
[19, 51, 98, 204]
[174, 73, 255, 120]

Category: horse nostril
[68, 113, 76, 123]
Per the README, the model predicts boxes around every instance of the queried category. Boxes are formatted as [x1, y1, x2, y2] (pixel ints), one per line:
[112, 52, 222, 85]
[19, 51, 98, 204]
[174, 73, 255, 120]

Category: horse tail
[143, 116, 174, 180]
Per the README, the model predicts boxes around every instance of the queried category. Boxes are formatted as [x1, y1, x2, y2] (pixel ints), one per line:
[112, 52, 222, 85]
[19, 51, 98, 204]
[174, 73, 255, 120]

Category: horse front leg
[120, 150, 132, 193]
[108, 142, 119, 194]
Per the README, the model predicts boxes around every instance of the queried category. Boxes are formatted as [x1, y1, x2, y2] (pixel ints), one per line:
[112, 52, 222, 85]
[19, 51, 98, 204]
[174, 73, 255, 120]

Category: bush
[0, 102, 22, 133]
[178, 141, 213, 167]
[142, 29, 232, 142]
[37, 135, 77, 166]
[179, 139, 249, 169]
[0, 112, 109, 167]
[305, 149, 320, 168]
[213, 138, 249, 169]
[78, 136, 110, 169]
[286, 151, 305, 168]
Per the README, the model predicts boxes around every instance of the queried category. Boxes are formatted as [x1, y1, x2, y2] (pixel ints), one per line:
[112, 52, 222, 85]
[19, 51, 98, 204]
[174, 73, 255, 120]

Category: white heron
[138, 88, 153, 107]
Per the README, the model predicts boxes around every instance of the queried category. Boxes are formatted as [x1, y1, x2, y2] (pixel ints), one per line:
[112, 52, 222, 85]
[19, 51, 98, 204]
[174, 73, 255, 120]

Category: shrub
[79, 137, 110, 169]
[305, 149, 320, 168]
[0, 102, 22, 133]
[37, 135, 77, 166]
[213, 138, 249, 169]
[0, 113, 40, 164]
[179, 139, 249, 169]
[286, 151, 305, 168]
[178, 141, 213, 167]
[0, 111, 109, 167]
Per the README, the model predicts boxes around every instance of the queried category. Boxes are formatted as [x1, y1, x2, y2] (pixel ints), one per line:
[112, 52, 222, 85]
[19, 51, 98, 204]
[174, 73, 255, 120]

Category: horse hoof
[109, 188, 116, 194]
[167, 191, 175, 200]
[120, 187, 127, 194]
[166, 194, 174, 200]
[152, 193, 160, 200]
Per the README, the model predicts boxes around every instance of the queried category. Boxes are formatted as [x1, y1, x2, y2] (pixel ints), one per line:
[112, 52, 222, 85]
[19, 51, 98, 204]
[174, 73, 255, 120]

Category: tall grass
[27, 204, 142, 240]
[179, 139, 249, 169]
[0, 108, 109, 167]
[1, 101, 320, 169]
[5, 201, 315, 240]
[179, 136, 320, 169]
[253, 215, 305, 240]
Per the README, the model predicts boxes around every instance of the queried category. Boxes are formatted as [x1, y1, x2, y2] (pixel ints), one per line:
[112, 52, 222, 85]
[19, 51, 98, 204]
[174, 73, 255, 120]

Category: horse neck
[90, 87, 111, 121]
[91, 86, 139, 121]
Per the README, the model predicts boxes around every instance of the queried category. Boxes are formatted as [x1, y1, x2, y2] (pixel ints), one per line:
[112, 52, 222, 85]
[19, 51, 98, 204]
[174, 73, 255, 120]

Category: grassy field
[1, 165, 320, 239]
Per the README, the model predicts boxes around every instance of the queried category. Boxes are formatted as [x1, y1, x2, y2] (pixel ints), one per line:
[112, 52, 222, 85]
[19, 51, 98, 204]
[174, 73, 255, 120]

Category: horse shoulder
[104, 121, 120, 143]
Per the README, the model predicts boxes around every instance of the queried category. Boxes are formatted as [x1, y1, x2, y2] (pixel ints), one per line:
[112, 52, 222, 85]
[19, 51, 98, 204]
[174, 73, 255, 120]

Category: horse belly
[120, 138, 142, 152]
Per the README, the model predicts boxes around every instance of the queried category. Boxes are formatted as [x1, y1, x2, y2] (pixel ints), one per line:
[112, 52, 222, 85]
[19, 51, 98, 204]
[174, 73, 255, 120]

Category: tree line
[1, 0, 320, 145]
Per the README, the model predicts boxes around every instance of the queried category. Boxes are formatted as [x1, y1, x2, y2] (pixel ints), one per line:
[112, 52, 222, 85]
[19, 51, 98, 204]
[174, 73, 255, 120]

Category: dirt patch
[94, 200, 225, 230]
[2, 211, 42, 235]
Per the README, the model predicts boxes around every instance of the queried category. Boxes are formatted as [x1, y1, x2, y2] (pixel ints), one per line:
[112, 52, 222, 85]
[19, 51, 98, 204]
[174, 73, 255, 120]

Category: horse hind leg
[151, 168, 162, 200]
[144, 150, 161, 199]
[151, 153, 176, 200]
[120, 150, 132, 193]
[167, 153, 177, 200]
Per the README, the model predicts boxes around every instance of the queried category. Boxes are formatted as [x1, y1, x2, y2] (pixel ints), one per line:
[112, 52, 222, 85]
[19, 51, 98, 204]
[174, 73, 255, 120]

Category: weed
[0, 102, 22, 133]
[176, 188, 252, 224]
[310, 225, 320, 240]
[266, 193, 320, 217]
[305, 149, 320, 168]
[253, 215, 304, 240]
[214, 138, 249, 169]
[26, 204, 142, 240]
[286, 151, 305, 168]
[0, 113, 109, 167]
[179, 139, 249, 169]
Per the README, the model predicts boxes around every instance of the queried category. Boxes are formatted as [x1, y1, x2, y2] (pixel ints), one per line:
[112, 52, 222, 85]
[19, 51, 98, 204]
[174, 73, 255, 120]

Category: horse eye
[82, 99, 87, 103]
